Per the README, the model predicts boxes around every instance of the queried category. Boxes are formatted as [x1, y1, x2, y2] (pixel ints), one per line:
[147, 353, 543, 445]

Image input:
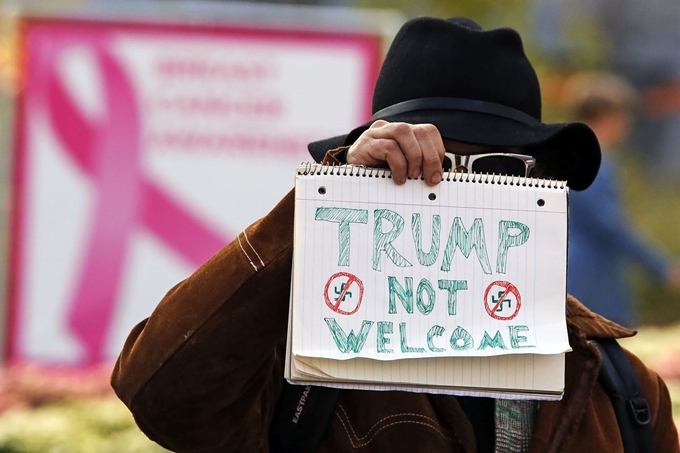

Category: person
[110, 17, 679, 452]
[532, 0, 680, 182]
[567, 72, 680, 327]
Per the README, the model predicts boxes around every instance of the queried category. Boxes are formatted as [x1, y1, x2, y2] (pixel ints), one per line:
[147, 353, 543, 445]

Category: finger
[382, 123, 424, 179]
[364, 122, 424, 174]
[347, 120, 395, 166]
[347, 127, 400, 167]
[349, 122, 417, 184]
[369, 119, 389, 129]
[413, 124, 445, 185]
[347, 137, 411, 184]
[379, 139, 410, 184]
[380, 123, 444, 183]
[348, 121, 439, 185]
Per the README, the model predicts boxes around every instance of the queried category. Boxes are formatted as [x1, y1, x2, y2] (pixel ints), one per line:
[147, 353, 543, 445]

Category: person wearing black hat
[111, 17, 679, 452]
[308, 16, 600, 191]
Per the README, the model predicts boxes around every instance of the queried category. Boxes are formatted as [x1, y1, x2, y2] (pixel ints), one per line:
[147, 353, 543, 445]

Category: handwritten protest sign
[291, 164, 571, 361]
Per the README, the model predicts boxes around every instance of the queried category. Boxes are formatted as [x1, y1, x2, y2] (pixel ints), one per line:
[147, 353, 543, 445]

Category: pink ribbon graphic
[43, 41, 230, 364]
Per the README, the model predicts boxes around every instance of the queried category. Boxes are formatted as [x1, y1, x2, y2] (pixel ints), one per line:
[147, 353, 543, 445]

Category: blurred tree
[201, 0, 533, 32]
[355, 0, 531, 30]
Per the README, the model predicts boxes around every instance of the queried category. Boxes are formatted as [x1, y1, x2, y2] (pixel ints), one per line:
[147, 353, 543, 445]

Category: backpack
[595, 338, 654, 453]
[270, 338, 654, 453]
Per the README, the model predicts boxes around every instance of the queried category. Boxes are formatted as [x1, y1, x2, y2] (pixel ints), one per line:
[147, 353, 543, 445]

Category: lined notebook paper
[285, 163, 570, 400]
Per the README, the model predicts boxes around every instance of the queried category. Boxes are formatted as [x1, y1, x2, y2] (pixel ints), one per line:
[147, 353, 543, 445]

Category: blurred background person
[567, 71, 680, 327]
[532, 0, 680, 183]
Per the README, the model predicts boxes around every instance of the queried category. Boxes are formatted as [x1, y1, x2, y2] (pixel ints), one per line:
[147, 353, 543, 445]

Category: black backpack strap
[595, 338, 655, 453]
[269, 382, 342, 453]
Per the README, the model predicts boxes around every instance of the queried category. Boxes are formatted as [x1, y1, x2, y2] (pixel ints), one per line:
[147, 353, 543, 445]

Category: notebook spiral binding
[296, 163, 567, 189]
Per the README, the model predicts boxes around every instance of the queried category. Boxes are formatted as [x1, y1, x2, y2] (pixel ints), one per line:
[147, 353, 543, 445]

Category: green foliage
[357, 0, 532, 30]
[0, 398, 169, 453]
[0, 364, 168, 453]
[617, 153, 680, 325]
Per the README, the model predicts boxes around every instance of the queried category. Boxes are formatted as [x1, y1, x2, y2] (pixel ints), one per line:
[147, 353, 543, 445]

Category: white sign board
[291, 165, 571, 361]
[9, 15, 382, 364]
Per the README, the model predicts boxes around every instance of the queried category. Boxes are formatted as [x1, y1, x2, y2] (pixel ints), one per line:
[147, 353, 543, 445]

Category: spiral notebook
[285, 163, 570, 400]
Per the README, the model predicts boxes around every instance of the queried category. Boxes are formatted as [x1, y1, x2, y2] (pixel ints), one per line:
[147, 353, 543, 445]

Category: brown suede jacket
[111, 188, 679, 453]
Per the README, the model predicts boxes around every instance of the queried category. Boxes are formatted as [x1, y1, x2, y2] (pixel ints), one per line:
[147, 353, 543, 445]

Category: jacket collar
[529, 296, 635, 452]
[566, 295, 636, 340]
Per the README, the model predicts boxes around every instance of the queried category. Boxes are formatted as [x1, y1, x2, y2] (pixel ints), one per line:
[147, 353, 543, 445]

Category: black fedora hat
[308, 17, 601, 190]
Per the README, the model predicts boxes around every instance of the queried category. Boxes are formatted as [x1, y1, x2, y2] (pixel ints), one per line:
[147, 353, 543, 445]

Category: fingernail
[430, 172, 442, 184]
[410, 167, 421, 178]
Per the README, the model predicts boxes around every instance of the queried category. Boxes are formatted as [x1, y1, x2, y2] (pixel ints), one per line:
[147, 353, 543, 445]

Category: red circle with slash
[484, 281, 522, 320]
[324, 272, 365, 315]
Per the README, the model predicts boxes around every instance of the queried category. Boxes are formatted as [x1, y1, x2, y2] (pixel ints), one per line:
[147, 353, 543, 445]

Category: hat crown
[308, 16, 601, 191]
[372, 17, 542, 121]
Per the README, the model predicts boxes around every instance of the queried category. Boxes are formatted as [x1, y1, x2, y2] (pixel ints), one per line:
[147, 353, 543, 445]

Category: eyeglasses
[443, 152, 536, 177]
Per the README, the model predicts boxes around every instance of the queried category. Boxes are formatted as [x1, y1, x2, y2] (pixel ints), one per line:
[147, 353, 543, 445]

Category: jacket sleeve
[111, 188, 295, 452]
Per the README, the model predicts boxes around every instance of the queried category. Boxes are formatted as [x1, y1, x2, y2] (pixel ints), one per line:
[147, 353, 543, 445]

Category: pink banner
[41, 35, 230, 364]
[9, 17, 380, 365]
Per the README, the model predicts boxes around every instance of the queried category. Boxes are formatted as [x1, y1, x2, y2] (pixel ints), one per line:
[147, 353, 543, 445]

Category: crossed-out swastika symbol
[484, 281, 522, 321]
[324, 272, 364, 315]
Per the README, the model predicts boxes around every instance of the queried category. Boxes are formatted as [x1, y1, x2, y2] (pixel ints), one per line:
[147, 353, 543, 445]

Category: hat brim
[308, 110, 600, 191]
